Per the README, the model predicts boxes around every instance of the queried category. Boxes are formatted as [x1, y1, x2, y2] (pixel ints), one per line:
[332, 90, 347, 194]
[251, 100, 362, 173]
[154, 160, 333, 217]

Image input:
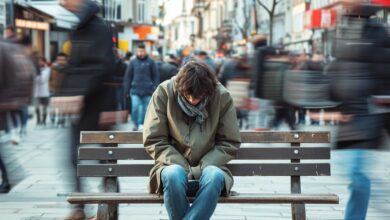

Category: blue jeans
[341, 150, 371, 220]
[116, 87, 125, 110]
[130, 95, 151, 127]
[161, 165, 225, 220]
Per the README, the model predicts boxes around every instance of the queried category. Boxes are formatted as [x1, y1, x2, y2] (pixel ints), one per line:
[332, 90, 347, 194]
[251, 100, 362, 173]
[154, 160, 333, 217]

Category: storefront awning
[20, 2, 79, 29]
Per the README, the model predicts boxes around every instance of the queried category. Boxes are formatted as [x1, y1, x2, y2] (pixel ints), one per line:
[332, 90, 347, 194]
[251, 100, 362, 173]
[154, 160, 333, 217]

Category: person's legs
[116, 87, 125, 110]
[20, 105, 28, 135]
[140, 96, 151, 126]
[184, 166, 225, 220]
[344, 149, 371, 220]
[0, 147, 10, 193]
[41, 98, 50, 126]
[130, 95, 141, 130]
[35, 99, 41, 125]
[161, 165, 190, 220]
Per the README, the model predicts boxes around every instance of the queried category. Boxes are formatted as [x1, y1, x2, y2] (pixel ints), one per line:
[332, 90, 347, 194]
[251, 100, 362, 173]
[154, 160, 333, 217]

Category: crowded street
[1, 0, 390, 220]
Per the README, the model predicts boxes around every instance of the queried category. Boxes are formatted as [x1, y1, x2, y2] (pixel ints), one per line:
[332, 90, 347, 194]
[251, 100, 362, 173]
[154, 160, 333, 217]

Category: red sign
[305, 9, 336, 29]
[372, 0, 390, 6]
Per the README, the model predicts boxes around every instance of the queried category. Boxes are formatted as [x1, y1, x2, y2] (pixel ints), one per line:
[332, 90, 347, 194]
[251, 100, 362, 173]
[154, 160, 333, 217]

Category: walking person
[49, 53, 68, 126]
[59, 0, 116, 219]
[324, 4, 388, 219]
[113, 48, 128, 110]
[0, 37, 35, 193]
[34, 57, 51, 126]
[143, 61, 241, 220]
[124, 44, 159, 131]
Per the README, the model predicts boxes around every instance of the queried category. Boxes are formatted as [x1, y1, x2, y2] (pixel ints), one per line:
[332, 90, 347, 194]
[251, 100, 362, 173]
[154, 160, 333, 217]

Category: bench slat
[67, 193, 339, 204]
[80, 131, 330, 144]
[78, 147, 330, 160]
[77, 163, 330, 177]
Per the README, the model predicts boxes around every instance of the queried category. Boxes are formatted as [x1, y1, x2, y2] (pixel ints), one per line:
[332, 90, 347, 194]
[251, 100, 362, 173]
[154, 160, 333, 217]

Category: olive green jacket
[143, 78, 241, 195]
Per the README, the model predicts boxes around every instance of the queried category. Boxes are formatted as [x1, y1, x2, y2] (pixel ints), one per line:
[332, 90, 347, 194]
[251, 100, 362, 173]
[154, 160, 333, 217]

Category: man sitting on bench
[143, 61, 241, 220]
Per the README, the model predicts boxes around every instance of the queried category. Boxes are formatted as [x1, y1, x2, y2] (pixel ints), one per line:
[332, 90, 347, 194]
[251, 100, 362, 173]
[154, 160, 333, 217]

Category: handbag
[49, 96, 84, 115]
[98, 110, 129, 128]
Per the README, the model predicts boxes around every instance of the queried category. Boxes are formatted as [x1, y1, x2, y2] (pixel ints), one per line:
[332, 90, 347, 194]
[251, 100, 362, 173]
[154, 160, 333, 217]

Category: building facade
[109, 0, 160, 54]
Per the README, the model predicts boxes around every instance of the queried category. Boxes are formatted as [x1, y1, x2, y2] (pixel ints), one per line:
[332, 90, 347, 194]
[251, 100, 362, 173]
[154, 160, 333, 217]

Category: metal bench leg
[291, 142, 306, 220]
[97, 203, 118, 220]
[292, 203, 306, 220]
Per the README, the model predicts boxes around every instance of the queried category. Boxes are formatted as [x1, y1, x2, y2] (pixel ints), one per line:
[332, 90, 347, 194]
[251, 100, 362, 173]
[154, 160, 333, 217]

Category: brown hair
[175, 61, 218, 99]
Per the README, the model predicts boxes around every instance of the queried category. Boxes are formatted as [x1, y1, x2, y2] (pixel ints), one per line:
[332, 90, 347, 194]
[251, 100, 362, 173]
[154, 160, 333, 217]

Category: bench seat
[68, 192, 339, 204]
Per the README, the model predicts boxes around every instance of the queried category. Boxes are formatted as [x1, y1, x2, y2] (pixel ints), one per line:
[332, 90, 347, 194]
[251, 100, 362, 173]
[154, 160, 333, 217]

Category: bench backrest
[77, 131, 331, 178]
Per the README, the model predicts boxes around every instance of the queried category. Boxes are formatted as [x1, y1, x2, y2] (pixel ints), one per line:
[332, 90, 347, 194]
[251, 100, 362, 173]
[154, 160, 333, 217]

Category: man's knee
[201, 166, 225, 186]
[161, 165, 187, 187]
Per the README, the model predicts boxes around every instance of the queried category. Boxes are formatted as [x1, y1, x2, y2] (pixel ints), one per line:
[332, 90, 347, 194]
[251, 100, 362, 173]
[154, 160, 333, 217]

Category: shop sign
[372, 0, 390, 6]
[15, 19, 49, 31]
[304, 9, 336, 29]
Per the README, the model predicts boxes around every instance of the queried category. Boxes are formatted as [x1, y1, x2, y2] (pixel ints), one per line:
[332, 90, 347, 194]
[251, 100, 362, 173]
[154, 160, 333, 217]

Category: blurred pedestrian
[324, 4, 388, 219]
[34, 57, 50, 126]
[195, 51, 217, 73]
[158, 55, 179, 83]
[123, 44, 159, 131]
[49, 53, 68, 126]
[143, 61, 241, 220]
[113, 48, 128, 110]
[123, 51, 133, 64]
[0, 38, 35, 193]
[60, 0, 116, 219]
[219, 54, 252, 129]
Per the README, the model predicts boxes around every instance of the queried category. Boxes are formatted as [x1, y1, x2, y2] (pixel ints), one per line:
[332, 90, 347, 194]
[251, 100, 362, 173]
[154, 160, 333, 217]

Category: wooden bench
[67, 131, 339, 220]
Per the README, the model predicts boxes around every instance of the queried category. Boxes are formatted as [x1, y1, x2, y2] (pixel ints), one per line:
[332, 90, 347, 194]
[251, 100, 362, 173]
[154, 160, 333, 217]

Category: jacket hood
[75, 0, 100, 29]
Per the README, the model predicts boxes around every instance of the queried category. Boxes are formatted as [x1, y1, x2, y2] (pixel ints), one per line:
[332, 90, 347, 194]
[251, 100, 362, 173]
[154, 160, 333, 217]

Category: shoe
[132, 125, 138, 131]
[0, 181, 10, 193]
[65, 208, 86, 220]
[10, 132, 20, 145]
[138, 125, 144, 131]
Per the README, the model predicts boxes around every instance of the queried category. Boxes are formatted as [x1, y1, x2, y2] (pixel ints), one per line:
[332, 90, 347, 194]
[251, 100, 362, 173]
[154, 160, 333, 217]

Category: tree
[256, 0, 281, 44]
[233, 0, 251, 42]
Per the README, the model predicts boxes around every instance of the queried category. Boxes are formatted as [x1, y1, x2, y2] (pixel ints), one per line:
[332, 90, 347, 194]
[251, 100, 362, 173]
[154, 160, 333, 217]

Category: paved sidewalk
[0, 123, 389, 220]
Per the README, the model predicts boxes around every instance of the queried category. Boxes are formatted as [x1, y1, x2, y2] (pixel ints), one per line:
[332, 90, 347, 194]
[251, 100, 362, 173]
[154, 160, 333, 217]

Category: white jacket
[34, 66, 51, 98]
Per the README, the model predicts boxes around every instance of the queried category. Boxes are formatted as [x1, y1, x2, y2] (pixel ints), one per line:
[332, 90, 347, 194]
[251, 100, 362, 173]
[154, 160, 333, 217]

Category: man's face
[56, 56, 68, 66]
[59, 0, 83, 12]
[136, 48, 147, 59]
[184, 94, 203, 106]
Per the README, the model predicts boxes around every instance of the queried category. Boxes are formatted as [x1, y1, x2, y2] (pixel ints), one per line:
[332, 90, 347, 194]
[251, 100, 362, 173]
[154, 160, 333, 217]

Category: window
[219, 5, 223, 27]
[117, 4, 121, 20]
[0, 4, 4, 17]
[138, 0, 145, 23]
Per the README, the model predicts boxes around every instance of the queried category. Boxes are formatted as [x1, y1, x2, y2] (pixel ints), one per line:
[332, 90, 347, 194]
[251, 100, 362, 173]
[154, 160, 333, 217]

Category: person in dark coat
[158, 55, 179, 83]
[123, 44, 159, 131]
[0, 38, 35, 193]
[113, 48, 128, 110]
[325, 5, 388, 219]
[59, 0, 116, 219]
